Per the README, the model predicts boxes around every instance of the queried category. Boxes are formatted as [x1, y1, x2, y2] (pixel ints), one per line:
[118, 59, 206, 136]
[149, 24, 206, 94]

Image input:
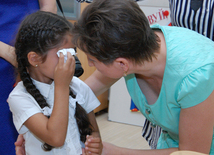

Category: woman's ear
[115, 57, 129, 72]
[27, 52, 41, 67]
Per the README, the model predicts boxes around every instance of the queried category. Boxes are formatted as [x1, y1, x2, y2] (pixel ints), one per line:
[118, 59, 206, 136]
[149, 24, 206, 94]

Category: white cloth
[57, 48, 76, 63]
[8, 77, 100, 155]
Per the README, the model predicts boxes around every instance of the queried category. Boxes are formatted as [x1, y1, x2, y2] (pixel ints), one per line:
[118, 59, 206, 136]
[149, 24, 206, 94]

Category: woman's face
[86, 53, 124, 79]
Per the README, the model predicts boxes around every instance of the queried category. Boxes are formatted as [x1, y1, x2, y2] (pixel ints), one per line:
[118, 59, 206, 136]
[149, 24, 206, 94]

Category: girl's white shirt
[8, 77, 100, 155]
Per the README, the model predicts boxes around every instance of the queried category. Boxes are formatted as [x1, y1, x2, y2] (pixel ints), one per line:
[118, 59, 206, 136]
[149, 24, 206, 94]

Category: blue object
[130, 99, 139, 111]
[0, 1, 39, 154]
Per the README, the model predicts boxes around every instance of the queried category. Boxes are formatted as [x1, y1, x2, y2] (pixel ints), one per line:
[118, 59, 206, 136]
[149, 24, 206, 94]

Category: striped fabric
[76, 0, 214, 40]
[169, 0, 214, 41]
[76, 0, 93, 3]
[142, 119, 162, 149]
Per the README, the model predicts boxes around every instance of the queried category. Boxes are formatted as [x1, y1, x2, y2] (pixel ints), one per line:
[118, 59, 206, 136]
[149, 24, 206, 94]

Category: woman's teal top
[124, 24, 214, 154]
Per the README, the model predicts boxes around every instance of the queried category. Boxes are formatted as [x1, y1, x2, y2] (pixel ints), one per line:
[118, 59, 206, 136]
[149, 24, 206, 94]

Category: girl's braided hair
[15, 11, 92, 151]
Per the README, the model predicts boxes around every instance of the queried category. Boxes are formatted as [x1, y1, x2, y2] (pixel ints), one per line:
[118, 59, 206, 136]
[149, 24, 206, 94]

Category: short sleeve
[177, 64, 214, 109]
[70, 77, 100, 113]
[8, 85, 42, 134]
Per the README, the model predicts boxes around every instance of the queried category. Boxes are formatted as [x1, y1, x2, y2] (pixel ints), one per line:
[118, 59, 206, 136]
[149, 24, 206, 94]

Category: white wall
[108, 78, 146, 126]
[137, 0, 169, 7]
[138, 0, 171, 26]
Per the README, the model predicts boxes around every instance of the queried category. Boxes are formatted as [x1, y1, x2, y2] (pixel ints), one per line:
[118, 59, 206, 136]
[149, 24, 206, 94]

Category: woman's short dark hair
[72, 0, 160, 65]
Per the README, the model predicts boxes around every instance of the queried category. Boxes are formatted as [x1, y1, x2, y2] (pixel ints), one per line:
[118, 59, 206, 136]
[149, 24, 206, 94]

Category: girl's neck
[28, 68, 53, 85]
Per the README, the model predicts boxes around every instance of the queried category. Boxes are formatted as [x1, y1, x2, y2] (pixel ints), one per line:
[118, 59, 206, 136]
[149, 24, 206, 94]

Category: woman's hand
[0, 41, 17, 67]
[14, 134, 25, 155]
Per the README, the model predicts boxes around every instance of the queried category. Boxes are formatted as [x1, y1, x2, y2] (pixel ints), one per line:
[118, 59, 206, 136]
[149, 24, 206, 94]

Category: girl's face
[30, 35, 75, 84]
[86, 53, 124, 79]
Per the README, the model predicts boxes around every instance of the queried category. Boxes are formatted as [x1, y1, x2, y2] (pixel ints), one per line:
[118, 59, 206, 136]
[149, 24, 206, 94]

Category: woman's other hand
[14, 134, 25, 155]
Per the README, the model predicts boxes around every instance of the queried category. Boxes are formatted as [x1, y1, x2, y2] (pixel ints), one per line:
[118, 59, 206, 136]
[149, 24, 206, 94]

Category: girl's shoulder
[8, 81, 34, 107]
[9, 81, 27, 96]
[70, 77, 91, 92]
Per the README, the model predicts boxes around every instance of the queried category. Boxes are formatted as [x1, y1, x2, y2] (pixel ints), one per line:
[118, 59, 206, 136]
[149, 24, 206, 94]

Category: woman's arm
[178, 90, 214, 153]
[39, 0, 57, 13]
[102, 142, 178, 155]
[84, 70, 118, 96]
[0, 1, 57, 68]
[0, 41, 17, 67]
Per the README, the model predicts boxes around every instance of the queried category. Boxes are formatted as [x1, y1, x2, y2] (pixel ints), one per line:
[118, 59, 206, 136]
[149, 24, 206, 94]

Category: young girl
[8, 11, 102, 155]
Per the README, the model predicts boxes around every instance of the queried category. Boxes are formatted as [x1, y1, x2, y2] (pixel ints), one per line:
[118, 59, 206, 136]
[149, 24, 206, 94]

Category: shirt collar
[31, 78, 54, 99]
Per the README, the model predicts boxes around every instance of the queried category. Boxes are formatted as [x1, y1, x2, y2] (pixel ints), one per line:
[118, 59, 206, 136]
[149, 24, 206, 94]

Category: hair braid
[16, 49, 48, 109]
[69, 88, 93, 142]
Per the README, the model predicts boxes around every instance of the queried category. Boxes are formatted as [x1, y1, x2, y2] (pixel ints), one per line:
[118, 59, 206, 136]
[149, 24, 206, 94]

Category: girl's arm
[84, 111, 103, 155]
[24, 53, 75, 147]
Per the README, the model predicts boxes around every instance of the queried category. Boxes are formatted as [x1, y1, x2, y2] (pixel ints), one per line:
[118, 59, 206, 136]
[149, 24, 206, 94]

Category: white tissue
[57, 48, 76, 63]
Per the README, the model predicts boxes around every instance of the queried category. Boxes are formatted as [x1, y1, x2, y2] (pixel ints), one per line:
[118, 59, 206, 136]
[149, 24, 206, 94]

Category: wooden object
[75, 2, 109, 113]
